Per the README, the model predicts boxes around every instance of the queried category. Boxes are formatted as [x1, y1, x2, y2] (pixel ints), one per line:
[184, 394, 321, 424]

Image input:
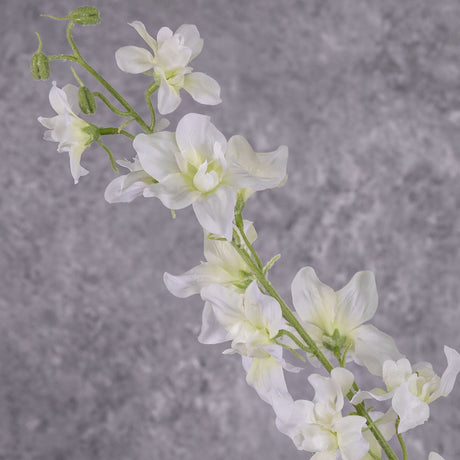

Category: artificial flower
[199, 281, 295, 406]
[115, 21, 221, 114]
[352, 346, 460, 433]
[104, 119, 169, 203]
[104, 156, 156, 203]
[133, 113, 288, 239]
[38, 82, 98, 184]
[276, 368, 369, 460]
[164, 220, 257, 297]
[291, 267, 403, 375]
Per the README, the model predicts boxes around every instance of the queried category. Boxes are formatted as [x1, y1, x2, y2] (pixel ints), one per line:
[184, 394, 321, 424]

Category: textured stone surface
[2, 0, 460, 458]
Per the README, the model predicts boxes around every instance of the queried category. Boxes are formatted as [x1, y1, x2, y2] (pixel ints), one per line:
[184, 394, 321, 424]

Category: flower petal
[244, 281, 284, 337]
[104, 173, 149, 203]
[183, 72, 222, 106]
[353, 324, 404, 376]
[134, 132, 180, 180]
[115, 46, 154, 73]
[198, 301, 228, 344]
[129, 20, 157, 52]
[200, 284, 244, 330]
[62, 84, 80, 114]
[227, 135, 288, 191]
[192, 185, 237, 240]
[243, 356, 291, 407]
[335, 415, 369, 460]
[290, 266, 337, 332]
[157, 78, 182, 115]
[144, 173, 198, 209]
[335, 271, 378, 330]
[48, 82, 74, 115]
[163, 263, 233, 298]
[392, 382, 430, 433]
[175, 113, 227, 161]
[429, 453, 445, 460]
[430, 345, 460, 401]
[175, 24, 203, 60]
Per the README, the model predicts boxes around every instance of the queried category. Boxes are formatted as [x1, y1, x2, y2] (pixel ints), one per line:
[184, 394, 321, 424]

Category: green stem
[97, 139, 118, 172]
[66, 22, 151, 133]
[145, 81, 159, 132]
[395, 418, 408, 460]
[48, 54, 78, 62]
[99, 127, 135, 140]
[276, 329, 312, 354]
[235, 213, 264, 270]
[94, 92, 131, 117]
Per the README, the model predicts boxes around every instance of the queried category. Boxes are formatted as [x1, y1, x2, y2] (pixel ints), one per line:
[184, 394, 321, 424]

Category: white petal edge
[115, 46, 154, 73]
[183, 72, 222, 106]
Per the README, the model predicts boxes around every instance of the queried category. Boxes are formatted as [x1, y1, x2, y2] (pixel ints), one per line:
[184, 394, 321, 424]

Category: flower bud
[69, 6, 100, 25]
[78, 86, 97, 114]
[30, 52, 50, 80]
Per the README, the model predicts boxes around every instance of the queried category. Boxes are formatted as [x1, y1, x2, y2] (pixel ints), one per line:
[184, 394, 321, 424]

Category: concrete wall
[2, 0, 460, 458]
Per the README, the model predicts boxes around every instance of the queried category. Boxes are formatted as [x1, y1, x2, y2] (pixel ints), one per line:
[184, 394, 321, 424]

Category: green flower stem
[395, 418, 408, 460]
[234, 213, 264, 270]
[276, 329, 312, 354]
[97, 139, 118, 172]
[145, 81, 159, 132]
[65, 22, 152, 133]
[99, 127, 135, 140]
[232, 217, 400, 460]
[48, 54, 78, 62]
[93, 92, 130, 117]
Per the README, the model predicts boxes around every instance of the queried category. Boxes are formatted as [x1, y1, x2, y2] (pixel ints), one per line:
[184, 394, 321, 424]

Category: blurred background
[2, 0, 460, 458]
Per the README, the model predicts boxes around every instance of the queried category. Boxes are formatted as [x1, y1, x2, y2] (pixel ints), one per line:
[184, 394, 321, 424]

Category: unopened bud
[78, 86, 97, 114]
[69, 6, 100, 25]
[30, 52, 50, 80]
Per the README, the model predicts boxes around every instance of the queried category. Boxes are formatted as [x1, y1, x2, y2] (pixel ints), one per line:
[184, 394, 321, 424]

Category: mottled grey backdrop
[2, 0, 460, 458]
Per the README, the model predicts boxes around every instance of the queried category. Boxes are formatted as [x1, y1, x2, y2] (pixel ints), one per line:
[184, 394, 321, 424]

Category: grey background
[2, 0, 460, 458]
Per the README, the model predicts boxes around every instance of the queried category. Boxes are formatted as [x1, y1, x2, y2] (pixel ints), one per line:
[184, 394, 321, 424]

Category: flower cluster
[33, 7, 458, 459]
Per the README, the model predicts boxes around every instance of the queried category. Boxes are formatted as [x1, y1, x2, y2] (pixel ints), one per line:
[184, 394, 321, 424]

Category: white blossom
[115, 21, 221, 114]
[133, 113, 288, 240]
[38, 82, 97, 184]
[164, 221, 257, 297]
[199, 281, 295, 406]
[352, 346, 460, 433]
[276, 368, 369, 460]
[291, 267, 403, 375]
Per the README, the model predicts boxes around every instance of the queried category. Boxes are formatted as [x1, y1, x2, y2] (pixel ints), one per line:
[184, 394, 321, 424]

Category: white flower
[115, 21, 221, 114]
[134, 113, 288, 240]
[352, 346, 460, 433]
[104, 119, 169, 203]
[276, 368, 369, 460]
[164, 221, 257, 297]
[291, 267, 403, 375]
[104, 156, 156, 203]
[38, 82, 97, 184]
[199, 281, 294, 406]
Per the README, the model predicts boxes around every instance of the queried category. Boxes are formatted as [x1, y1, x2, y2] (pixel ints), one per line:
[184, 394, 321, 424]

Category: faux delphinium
[32, 6, 459, 459]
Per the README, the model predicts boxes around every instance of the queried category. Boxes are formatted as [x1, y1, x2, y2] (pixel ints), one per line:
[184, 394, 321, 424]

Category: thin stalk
[93, 92, 130, 117]
[99, 127, 135, 140]
[97, 139, 118, 172]
[145, 81, 159, 132]
[66, 22, 151, 133]
[395, 418, 408, 460]
[235, 213, 263, 270]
